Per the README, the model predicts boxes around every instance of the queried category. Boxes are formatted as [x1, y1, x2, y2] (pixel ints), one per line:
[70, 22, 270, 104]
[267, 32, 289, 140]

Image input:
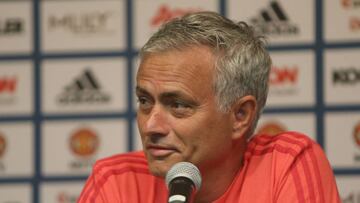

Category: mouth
[146, 144, 178, 158]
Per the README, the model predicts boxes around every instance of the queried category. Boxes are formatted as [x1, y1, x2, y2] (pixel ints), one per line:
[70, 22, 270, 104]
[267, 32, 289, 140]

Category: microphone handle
[168, 177, 195, 203]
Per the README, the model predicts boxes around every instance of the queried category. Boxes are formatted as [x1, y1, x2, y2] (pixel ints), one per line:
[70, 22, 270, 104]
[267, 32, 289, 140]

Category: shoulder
[79, 153, 164, 202]
[244, 131, 330, 179]
[92, 151, 150, 177]
[246, 131, 318, 159]
[240, 132, 339, 202]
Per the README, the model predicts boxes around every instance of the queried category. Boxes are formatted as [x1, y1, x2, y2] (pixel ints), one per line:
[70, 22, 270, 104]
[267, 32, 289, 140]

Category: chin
[145, 152, 184, 178]
[148, 162, 170, 178]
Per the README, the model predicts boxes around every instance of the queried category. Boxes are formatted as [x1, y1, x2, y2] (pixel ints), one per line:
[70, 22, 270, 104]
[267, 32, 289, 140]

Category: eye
[171, 101, 190, 109]
[138, 97, 147, 105]
[137, 96, 153, 111]
[170, 100, 193, 117]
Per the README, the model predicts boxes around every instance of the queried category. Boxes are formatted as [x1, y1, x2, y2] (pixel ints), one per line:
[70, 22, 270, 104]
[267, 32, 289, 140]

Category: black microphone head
[165, 162, 202, 191]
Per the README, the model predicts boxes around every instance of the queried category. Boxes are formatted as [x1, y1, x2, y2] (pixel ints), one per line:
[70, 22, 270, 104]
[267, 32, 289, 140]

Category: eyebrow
[135, 86, 149, 96]
[136, 86, 185, 99]
[135, 86, 198, 106]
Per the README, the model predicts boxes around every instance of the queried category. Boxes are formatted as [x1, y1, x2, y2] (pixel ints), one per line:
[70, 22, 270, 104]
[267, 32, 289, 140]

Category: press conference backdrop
[0, 0, 359, 202]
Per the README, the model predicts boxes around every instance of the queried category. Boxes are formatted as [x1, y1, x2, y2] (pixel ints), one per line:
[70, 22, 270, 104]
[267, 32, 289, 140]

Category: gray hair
[139, 11, 271, 137]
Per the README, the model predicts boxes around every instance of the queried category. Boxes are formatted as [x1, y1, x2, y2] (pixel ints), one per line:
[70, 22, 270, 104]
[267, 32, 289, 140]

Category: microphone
[165, 162, 202, 203]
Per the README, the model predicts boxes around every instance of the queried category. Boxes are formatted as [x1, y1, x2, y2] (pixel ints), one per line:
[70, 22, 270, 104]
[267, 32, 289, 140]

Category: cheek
[136, 116, 146, 138]
[186, 116, 232, 153]
[136, 116, 142, 131]
[170, 120, 203, 151]
[173, 116, 230, 153]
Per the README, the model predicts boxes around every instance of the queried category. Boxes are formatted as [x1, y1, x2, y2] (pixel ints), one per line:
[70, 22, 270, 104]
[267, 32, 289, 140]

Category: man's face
[136, 46, 234, 177]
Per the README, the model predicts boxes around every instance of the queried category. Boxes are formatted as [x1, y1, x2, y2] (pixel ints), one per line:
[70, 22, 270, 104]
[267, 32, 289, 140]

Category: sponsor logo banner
[266, 50, 315, 108]
[249, 2, 300, 37]
[0, 183, 32, 203]
[0, 122, 34, 177]
[0, 61, 33, 115]
[40, 182, 84, 203]
[68, 127, 99, 170]
[57, 69, 111, 105]
[336, 176, 360, 203]
[324, 49, 360, 105]
[256, 113, 316, 140]
[69, 128, 100, 158]
[41, 119, 127, 176]
[0, 1, 32, 54]
[325, 112, 360, 168]
[324, 0, 360, 42]
[134, 0, 218, 49]
[0, 17, 24, 35]
[227, 0, 314, 45]
[41, 58, 126, 114]
[41, 0, 125, 52]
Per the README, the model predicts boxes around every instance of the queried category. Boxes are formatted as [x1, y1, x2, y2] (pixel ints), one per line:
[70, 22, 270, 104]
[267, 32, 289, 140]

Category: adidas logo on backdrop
[57, 69, 111, 105]
[250, 1, 299, 36]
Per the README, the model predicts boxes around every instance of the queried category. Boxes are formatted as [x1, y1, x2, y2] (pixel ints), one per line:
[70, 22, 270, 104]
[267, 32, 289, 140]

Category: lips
[146, 144, 177, 158]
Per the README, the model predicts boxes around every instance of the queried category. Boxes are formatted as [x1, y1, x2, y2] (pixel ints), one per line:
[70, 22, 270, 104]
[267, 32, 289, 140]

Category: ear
[231, 95, 257, 140]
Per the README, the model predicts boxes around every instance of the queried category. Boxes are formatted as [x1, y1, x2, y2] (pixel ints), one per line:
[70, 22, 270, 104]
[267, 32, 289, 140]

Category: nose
[140, 106, 170, 137]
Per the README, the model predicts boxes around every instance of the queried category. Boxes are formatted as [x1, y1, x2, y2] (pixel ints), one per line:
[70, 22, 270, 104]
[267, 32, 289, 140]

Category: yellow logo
[69, 128, 99, 157]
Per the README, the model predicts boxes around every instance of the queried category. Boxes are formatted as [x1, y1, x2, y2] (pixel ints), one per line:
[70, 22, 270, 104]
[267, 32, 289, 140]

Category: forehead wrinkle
[138, 45, 215, 80]
[138, 59, 205, 83]
[137, 75, 201, 103]
[137, 46, 216, 102]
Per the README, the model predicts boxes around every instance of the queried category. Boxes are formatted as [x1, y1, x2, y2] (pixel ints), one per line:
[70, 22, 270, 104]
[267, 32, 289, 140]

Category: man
[78, 11, 340, 203]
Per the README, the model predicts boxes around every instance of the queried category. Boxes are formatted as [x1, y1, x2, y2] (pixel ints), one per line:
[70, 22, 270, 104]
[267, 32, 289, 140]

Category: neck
[193, 140, 247, 203]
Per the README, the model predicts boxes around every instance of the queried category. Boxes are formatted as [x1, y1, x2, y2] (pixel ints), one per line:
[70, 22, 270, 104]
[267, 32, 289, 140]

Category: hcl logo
[269, 65, 299, 85]
[0, 77, 17, 94]
[332, 67, 360, 85]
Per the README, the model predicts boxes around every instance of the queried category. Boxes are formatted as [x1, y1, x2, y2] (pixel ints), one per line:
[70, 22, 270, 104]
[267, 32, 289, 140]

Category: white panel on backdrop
[336, 175, 360, 203]
[227, 0, 314, 45]
[256, 113, 316, 140]
[324, 0, 360, 42]
[134, 0, 219, 49]
[324, 49, 360, 105]
[266, 50, 315, 108]
[0, 183, 32, 203]
[0, 61, 33, 115]
[41, 0, 126, 53]
[0, 122, 34, 177]
[42, 119, 127, 176]
[0, 1, 32, 54]
[325, 112, 360, 168]
[42, 119, 128, 176]
[41, 58, 127, 114]
[40, 181, 85, 203]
